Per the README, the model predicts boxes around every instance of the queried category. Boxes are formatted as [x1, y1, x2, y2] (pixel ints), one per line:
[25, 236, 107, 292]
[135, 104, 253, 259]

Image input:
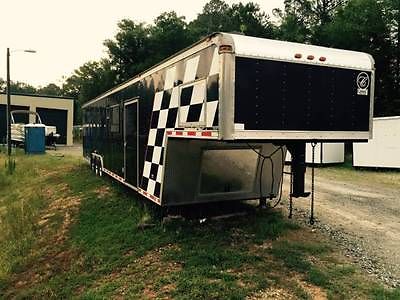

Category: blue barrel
[24, 124, 45, 154]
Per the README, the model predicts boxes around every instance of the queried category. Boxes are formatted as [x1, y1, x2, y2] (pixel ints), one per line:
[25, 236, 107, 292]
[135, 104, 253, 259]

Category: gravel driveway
[47, 144, 83, 157]
[281, 165, 400, 287]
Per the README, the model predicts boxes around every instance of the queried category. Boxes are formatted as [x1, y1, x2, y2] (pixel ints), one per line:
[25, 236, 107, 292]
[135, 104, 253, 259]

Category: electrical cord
[247, 143, 284, 206]
[259, 156, 267, 200]
[272, 147, 286, 208]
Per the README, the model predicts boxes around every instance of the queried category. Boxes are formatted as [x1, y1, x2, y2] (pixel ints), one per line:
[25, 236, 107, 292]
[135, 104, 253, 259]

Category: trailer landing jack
[287, 142, 317, 224]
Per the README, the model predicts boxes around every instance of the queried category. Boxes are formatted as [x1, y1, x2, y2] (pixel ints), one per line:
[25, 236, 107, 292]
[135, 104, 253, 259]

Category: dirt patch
[8, 248, 79, 295]
[159, 282, 177, 294]
[37, 212, 55, 226]
[297, 279, 328, 300]
[247, 286, 297, 300]
[38, 191, 82, 244]
[95, 186, 112, 199]
[49, 144, 83, 158]
[5, 186, 83, 296]
[80, 244, 182, 298]
[142, 287, 158, 299]
[48, 193, 81, 211]
[37, 164, 76, 179]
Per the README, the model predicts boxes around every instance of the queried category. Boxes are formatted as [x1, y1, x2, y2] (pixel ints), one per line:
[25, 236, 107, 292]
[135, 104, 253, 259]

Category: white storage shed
[353, 116, 400, 168]
[286, 143, 345, 164]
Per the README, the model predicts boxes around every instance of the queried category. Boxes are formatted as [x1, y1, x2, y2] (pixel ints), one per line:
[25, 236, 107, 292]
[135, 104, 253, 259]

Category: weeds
[4, 156, 16, 175]
[0, 153, 78, 285]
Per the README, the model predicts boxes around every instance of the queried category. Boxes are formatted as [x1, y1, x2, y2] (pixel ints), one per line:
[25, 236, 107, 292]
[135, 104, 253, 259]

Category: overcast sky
[0, 0, 284, 87]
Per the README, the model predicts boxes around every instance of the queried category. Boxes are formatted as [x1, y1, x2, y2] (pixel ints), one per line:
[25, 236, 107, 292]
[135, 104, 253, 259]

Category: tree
[274, 9, 311, 42]
[188, 0, 232, 38]
[383, 0, 399, 99]
[0, 79, 37, 94]
[230, 2, 275, 37]
[0, 78, 5, 92]
[321, 0, 395, 116]
[37, 83, 63, 96]
[63, 59, 115, 99]
[61, 0, 399, 120]
[62, 59, 116, 123]
[189, 0, 275, 39]
[104, 20, 152, 82]
[104, 12, 192, 83]
[275, 0, 346, 43]
[150, 12, 192, 62]
[0, 78, 65, 96]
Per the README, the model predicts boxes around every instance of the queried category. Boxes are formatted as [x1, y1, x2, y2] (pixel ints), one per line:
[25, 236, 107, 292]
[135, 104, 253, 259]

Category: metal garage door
[0, 104, 29, 143]
[36, 107, 68, 144]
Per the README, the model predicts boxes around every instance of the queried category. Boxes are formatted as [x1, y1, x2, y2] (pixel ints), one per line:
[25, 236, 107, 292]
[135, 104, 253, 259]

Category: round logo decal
[357, 72, 370, 90]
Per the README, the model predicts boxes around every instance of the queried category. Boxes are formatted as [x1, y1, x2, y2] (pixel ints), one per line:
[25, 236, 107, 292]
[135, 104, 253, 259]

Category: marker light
[219, 45, 233, 54]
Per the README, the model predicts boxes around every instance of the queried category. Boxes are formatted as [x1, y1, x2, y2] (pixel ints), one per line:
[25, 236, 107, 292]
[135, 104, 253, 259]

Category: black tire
[98, 160, 103, 177]
[90, 156, 95, 171]
[95, 159, 99, 175]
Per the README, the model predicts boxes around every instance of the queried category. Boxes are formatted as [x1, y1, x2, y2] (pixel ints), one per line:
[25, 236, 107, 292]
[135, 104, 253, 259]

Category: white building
[0, 93, 74, 145]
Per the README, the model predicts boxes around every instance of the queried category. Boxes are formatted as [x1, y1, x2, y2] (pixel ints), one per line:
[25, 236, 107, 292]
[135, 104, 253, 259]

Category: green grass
[0, 151, 399, 299]
[0, 150, 81, 282]
[316, 153, 400, 189]
[270, 239, 400, 299]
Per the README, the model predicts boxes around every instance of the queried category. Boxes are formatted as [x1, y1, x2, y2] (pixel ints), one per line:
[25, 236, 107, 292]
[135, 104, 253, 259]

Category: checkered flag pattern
[140, 47, 220, 199]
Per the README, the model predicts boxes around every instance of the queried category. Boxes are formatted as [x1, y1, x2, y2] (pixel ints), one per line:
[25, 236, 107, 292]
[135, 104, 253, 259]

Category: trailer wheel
[90, 155, 95, 171]
[95, 160, 100, 176]
[98, 161, 103, 177]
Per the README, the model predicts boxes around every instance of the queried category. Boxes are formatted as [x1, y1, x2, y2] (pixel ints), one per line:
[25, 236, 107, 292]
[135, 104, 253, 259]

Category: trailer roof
[373, 116, 400, 121]
[83, 32, 374, 108]
[229, 33, 374, 71]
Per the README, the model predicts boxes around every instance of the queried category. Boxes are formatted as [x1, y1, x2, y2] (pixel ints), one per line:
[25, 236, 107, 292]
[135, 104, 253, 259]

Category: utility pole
[6, 48, 11, 156]
[5, 48, 36, 156]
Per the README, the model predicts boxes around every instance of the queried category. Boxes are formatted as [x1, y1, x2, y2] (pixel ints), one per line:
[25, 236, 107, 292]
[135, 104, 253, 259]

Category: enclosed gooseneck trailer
[82, 33, 374, 208]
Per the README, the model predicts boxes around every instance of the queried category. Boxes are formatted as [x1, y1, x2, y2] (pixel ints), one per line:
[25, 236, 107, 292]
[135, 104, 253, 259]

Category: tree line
[1, 0, 399, 122]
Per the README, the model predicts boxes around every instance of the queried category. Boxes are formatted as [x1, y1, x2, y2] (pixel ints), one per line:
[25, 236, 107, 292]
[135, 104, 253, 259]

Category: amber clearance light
[219, 45, 233, 54]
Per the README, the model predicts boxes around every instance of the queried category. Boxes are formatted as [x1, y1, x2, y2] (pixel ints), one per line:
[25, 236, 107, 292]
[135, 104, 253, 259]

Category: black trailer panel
[234, 57, 371, 132]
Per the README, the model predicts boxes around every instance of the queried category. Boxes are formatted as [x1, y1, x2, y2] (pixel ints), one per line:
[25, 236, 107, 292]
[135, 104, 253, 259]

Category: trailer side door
[124, 99, 139, 187]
